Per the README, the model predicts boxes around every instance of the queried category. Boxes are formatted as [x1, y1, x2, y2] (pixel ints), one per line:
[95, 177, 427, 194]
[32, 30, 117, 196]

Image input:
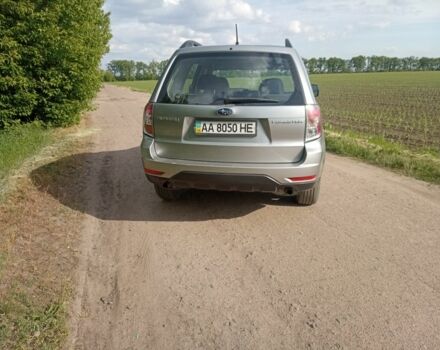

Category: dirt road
[53, 85, 440, 349]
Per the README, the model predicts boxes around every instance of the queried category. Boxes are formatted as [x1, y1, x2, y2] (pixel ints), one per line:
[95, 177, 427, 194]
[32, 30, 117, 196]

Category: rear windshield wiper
[216, 97, 279, 105]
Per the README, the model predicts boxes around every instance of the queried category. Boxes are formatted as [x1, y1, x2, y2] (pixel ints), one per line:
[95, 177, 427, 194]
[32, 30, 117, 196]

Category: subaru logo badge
[217, 108, 233, 116]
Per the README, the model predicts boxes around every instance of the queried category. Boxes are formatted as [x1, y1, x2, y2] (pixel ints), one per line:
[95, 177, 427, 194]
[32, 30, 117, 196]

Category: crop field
[110, 71, 440, 151]
[311, 72, 440, 150]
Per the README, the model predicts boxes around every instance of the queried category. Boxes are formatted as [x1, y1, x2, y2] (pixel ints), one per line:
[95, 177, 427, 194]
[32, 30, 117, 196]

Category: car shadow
[30, 146, 300, 222]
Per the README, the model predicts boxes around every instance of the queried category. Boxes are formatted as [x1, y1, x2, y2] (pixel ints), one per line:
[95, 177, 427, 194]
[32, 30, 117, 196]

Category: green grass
[0, 291, 67, 350]
[109, 80, 157, 93]
[0, 252, 5, 276]
[311, 71, 440, 150]
[0, 121, 77, 349]
[326, 126, 440, 184]
[0, 123, 53, 181]
[311, 72, 440, 182]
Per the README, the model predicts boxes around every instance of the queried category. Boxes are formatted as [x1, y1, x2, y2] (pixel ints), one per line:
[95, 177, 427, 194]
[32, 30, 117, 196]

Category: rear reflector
[288, 175, 316, 182]
[144, 168, 164, 176]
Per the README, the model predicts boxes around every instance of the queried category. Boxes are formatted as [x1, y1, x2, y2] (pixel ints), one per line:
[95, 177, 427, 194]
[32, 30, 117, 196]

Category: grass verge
[0, 123, 89, 349]
[0, 292, 67, 350]
[0, 122, 53, 182]
[326, 127, 440, 184]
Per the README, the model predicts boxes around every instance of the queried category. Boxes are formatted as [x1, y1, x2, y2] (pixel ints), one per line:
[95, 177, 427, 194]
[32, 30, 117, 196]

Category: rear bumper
[147, 172, 316, 195]
[140, 135, 325, 194]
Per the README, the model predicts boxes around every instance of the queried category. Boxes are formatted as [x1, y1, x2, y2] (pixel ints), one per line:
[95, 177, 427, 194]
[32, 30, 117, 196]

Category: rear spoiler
[180, 40, 202, 49]
[179, 39, 293, 49]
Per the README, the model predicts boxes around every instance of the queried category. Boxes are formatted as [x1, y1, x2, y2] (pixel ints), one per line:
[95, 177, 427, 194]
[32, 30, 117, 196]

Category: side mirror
[311, 84, 319, 97]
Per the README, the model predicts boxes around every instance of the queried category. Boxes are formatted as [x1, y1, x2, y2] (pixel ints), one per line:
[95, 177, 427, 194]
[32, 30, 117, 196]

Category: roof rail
[180, 40, 202, 49]
[285, 38, 292, 48]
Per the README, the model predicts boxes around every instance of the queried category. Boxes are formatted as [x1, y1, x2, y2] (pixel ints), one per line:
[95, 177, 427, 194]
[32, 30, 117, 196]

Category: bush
[0, 0, 111, 128]
[101, 70, 116, 82]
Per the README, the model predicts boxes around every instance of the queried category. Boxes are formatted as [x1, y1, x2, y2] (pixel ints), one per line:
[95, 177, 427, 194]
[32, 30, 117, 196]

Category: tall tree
[327, 57, 346, 73]
[419, 57, 431, 71]
[135, 61, 149, 80]
[307, 57, 318, 74]
[317, 57, 327, 73]
[107, 60, 136, 81]
[351, 55, 366, 72]
[0, 0, 111, 127]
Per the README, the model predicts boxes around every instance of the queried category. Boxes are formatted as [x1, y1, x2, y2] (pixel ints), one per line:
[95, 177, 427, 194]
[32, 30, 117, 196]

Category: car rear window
[157, 52, 304, 106]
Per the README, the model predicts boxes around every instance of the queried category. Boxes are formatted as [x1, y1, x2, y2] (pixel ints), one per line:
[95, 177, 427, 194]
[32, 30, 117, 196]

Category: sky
[102, 0, 440, 65]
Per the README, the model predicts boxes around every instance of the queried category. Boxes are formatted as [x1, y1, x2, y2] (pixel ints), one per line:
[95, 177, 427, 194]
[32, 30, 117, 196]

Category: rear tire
[295, 180, 320, 206]
[154, 184, 184, 201]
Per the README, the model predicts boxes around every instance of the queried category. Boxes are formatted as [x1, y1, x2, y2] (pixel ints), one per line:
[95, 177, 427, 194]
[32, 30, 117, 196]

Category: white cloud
[109, 42, 130, 54]
[361, 20, 391, 29]
[203, 0, 270, 23]
[163, 0, 181, 6]
[288, 20, 329, 42]
[102, 0, 440, 65]
[231, 0, 254, 19]
[230, 0, 270, 21]
[288, 20, 302, 34]
[103, 0, 272, 64]
[110, 21, 214, 61]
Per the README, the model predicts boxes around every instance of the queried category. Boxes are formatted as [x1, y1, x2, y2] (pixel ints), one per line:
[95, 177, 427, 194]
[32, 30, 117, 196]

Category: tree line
[303, 56, 440, 73]
[104, 55, 440, 82]
[0, 0, 111, 128]
[103, 59, 168, 81]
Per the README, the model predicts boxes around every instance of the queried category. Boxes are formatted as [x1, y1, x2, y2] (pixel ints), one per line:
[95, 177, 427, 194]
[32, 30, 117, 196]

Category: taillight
[143, 102, 154, 137]
[305, 105, 322, 141]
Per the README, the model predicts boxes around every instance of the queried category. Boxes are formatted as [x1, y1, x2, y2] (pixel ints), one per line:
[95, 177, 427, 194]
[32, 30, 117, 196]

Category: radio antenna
[235, 24, 239, 45]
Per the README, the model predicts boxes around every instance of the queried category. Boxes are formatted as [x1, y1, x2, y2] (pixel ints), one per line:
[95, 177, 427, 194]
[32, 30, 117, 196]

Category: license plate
[194, 120, 256, 135]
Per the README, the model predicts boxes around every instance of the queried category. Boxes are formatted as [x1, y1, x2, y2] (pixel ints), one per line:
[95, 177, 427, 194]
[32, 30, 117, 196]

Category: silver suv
[141, 39, 325, 205]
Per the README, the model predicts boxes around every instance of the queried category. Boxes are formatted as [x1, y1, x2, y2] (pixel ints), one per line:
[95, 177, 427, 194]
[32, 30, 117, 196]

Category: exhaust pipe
[284, 187, 293, 195]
